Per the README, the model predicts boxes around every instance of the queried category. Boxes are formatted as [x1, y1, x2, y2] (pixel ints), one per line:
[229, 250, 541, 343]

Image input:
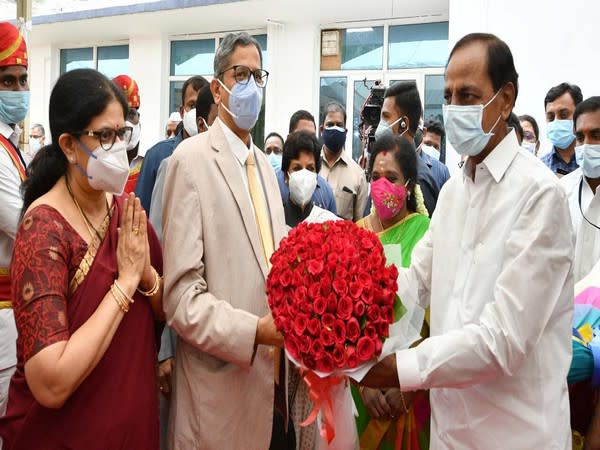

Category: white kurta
[0, 122, 22, 373]
[395, 131, 574, 450]
[560, 167, 600, 282]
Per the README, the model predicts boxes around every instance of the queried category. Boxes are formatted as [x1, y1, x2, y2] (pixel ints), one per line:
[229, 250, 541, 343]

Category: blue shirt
[135, 130, 184, 212]
[541, 146, 579, 176]
[419, 150, 450, 191]
[276, 170, 337, 215]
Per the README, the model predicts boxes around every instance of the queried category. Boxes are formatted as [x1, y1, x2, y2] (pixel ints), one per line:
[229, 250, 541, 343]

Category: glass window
[319, 77, 347, 127]
[60, 48, 93, 74]
[171, 39, 215, 76]
[388, 22, 449, 69]
[169, 81, 184, 117]
[352, 80, 374, 162]
[424, 74, 444, 124]
[341, 27, 383, 70]
[254, 34, 269, 70]
[97, 45, 129, 78]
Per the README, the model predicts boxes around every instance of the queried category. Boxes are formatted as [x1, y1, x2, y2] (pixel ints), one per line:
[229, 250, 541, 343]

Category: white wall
[28, 43, 53, 141]
[449, 0, 600, 163]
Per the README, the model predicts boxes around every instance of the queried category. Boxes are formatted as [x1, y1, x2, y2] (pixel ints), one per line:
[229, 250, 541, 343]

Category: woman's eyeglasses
[218, 65, 269, 88]
[73, 126, 133, 151]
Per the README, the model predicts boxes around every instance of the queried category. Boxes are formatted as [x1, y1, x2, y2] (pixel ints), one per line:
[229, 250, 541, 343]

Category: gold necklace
[65, 177, 108, 241]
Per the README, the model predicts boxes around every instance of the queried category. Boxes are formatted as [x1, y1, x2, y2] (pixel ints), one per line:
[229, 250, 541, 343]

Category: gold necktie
[245, 152, 281, 384]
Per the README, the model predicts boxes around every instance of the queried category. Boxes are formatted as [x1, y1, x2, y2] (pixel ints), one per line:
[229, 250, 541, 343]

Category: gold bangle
[137, 267, 161, 297]
[399, 391, 410, 414]
[114, 279, 135, 304]
[110, 284, 129, 313]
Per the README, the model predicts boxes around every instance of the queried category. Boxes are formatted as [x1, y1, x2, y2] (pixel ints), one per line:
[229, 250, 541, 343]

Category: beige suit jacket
[162, 121, 287, 450]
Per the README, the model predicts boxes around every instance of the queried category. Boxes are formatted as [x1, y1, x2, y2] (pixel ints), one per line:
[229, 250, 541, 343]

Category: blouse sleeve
[11, 209, 71, 362]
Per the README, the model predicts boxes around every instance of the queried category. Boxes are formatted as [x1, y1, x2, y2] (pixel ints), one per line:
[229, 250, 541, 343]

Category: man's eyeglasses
[72, 126, 133, 151]
[218, 65, 269, 88]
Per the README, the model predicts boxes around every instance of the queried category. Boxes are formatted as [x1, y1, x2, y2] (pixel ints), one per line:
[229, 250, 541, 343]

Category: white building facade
[9, 0, 600, 171]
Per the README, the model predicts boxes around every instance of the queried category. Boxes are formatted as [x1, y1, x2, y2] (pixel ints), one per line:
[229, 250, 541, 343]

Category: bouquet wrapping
[267, 221, 423, 446]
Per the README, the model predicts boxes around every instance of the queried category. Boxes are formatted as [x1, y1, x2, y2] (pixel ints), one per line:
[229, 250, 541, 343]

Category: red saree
[0, 195, 162, 450]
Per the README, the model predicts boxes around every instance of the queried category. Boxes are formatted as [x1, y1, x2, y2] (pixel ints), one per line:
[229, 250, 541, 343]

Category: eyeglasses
[127, 108, 140, 123]
[73, 126, 133, 151]
[218, 65, 269, 88]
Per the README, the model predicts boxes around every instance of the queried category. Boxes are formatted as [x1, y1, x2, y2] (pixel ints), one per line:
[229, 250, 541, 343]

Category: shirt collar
[552, 146, 577, 163]
[0, 121, 14, 140]
[463, 129, 519, 183]
[320, 146, 349, 168]
[217, 117, 254, 165]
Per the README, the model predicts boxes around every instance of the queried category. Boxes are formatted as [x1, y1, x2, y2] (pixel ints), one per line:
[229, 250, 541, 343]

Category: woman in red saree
[0, 69, 164, 450]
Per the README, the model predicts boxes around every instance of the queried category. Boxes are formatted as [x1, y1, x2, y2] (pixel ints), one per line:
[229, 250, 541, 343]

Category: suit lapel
[211, 125, 269, 279]
[254, 146, 286, 247]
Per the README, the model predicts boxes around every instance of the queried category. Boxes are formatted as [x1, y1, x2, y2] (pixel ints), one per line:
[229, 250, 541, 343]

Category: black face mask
[322, 127, 346, 153]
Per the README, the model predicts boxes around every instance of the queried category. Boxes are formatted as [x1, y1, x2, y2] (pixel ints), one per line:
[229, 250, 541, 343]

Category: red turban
[0, 22, 28, 68]
[112, 74, 140, 108]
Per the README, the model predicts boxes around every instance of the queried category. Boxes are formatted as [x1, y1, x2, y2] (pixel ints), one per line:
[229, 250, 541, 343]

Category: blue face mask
[546, 119, 575, 149]
[268, 152, 282, 172]
[576, 144, 600, 178]
[322, 126, 346, 153]
[0, 91, 29, 125]
[218, 76, 263, 130]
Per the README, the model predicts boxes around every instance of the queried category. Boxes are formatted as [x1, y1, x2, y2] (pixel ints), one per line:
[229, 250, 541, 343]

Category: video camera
[359, 80, 386, 176]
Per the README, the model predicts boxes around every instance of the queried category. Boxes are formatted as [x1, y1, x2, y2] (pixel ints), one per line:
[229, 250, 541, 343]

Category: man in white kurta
[0, 22, 29, 417]
[362, 33, 574, 449]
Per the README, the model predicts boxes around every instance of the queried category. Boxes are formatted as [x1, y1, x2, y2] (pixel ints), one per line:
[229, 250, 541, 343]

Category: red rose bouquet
[267, 220, 405, 446]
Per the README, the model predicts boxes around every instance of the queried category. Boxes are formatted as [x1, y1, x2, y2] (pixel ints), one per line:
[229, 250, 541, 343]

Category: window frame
[59, 41, 129, 76]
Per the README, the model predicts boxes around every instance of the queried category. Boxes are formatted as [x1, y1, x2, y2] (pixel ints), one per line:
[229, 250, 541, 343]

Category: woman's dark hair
[282, 130, 322, 174]
[518, 114, 539, 141]
[368, 134, 418, 213]
[22, 68, 128, 215]
[194, 83, 214, 123]
[508, 113, 523, 143]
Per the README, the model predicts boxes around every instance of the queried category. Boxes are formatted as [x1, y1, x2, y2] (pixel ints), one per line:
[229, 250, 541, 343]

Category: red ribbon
[299, 370, 345, 444]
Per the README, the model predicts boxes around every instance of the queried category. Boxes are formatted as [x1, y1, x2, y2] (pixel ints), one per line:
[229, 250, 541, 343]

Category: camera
[358, 80, 386, 176]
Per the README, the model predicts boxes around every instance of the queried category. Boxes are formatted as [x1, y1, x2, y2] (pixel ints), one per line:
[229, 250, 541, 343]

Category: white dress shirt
[560, 167, 600, 282]
[0, 121, 23, 370]
[395, 131, 574, 449]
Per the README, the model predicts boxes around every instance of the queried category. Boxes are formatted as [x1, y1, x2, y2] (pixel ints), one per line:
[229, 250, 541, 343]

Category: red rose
[349, 281, 363, 299]
[332, 279, 347, 296]
[308, 260, 324, 276]
[299, 334, 312, 354]
[279, 269, 293, 287]
[346, 317, 361, 342]
[346, 346, 358, 368]
[326, 294, 337, 313]
[362, 288, 374, 305]
[315, 353, 334, 373]
[357, 336, 376, 361]
[320, 328, 335, 347]
[322, 313, 335, 329]
[367, 304, 381, 322]
[333, 319, 346, 344]
[313, 296, 327, 315]
[381, 306, 393, 323]
[310, 339, 325, 359]
[336, 296, 353, 321]
[294, 286, 308, 304]
[333, 344, 346, 368]
[377, 320, 389, 338]
[293, 315, 308, 336]
[281, 317, 293, 334]
[308, 283, 320, 300]
[327, 252, 337, 266]
[321, 275, 333, 296]
[353, 301, 366, 318]
[365, 325, 378, 340]
[375, 337, 382, 356]
[286, 336, 300, 359]
[307, 318, 321, 337]
[303, 354, 317, 370]
[357, 271, 373, 290]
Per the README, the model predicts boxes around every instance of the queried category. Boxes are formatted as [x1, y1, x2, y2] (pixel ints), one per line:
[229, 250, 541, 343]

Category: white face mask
[442, 90, 502, 156]
[29, 137, 42, 154]
[521, 141, 537, 154]
[374, 117, 404, 142]
[288, 169, 317, 207]
[576, 144, 600, 179]
[79, 140, 130, 195]
[183, 108, 198, 137]
[126, 121, 141, 151]
[421, 144, 440, 161]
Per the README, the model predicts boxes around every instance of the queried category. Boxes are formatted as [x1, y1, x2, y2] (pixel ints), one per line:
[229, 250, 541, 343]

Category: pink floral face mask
[370, 177, 408, 221]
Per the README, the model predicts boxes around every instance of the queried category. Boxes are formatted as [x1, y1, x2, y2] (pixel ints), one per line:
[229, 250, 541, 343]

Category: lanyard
[579, 178, 600, 230]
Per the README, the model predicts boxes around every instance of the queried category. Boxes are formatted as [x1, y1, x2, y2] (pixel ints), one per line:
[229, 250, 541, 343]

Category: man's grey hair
[31, 123, 45, 136]
[213, 32, 263, 78]
[321, 101, 347, 125]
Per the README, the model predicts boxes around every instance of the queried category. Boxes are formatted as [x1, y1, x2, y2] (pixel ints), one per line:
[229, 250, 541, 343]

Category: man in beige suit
[162, 33, 293, 449]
